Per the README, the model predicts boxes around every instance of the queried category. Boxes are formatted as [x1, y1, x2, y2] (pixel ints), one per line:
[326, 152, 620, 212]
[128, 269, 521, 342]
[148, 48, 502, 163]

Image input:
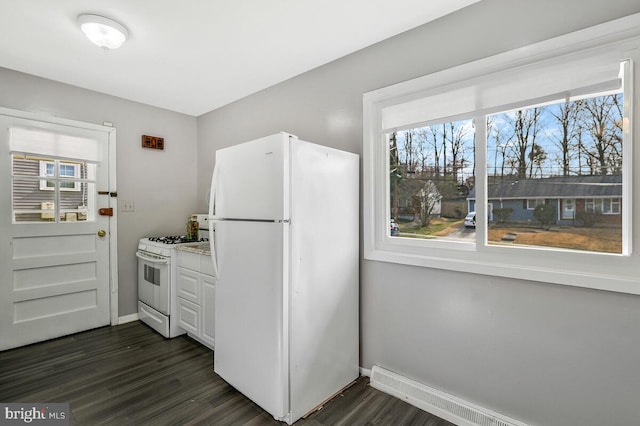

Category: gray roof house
[467, 175, 622, 225]
[393, 178, 442, 220]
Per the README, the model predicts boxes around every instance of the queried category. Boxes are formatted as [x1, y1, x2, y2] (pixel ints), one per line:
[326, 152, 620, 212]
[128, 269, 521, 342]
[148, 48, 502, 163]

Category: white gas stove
[137, 233, 208, 338]
[139, 235, 208, 255]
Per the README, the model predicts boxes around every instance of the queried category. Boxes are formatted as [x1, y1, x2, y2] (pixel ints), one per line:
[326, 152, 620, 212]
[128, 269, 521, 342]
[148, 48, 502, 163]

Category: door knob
[97, 230, 107, 237]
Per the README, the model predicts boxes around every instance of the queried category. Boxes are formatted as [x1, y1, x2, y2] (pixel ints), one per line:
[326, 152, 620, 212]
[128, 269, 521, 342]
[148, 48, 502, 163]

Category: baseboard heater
[370, 365, 528, 426]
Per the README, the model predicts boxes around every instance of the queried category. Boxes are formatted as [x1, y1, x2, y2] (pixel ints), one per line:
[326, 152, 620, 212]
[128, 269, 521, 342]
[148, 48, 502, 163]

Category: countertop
[176, 243, 211, 255]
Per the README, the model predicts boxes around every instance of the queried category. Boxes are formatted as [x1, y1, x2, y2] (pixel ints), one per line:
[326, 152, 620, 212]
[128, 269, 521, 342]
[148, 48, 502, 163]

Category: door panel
[0, 114, 111, 350]
[214, 220, 287, 418]
[214, 133, 288, 220]
[563, 198, 576, 219]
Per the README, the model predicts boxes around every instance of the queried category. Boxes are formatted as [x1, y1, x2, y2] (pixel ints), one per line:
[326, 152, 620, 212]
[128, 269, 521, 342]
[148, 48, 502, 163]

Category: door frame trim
[0, 106, 119, 326]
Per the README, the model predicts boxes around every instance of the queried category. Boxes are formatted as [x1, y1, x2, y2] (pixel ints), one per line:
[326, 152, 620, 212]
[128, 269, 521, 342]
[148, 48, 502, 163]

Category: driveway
[446, 225, 475, 241]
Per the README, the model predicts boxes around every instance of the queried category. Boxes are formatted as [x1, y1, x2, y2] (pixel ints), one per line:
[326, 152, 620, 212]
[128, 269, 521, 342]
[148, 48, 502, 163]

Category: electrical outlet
[122, 201, 135, 212]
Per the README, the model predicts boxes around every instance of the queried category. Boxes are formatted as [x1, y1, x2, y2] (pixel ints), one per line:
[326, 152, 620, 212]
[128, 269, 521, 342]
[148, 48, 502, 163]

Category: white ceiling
[0, 0, 479, 117]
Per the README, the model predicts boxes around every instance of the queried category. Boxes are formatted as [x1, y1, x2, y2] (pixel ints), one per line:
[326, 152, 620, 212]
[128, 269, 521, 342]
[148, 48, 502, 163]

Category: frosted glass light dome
[77, 14, 128, 49]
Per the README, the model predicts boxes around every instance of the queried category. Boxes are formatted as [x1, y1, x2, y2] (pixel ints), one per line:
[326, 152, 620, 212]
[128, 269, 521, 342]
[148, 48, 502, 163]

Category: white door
[0, 114, 113, 350]
[212, 133, 289, 220]
[563, 198, 576, 219]
[213, 220, 288, 420]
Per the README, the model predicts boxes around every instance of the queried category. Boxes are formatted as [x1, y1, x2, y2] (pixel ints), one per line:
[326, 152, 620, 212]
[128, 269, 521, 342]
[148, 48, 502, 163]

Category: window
[486, 90, 624, 253]
[10, 126, 100, 224]
[526, 199, 544, 210]
[39, 160, 82, 191]
[12, 155, 94, 222]
[363, 15, 640, 294]
[389, 119, 474, 241]
[586, 198, 621, 215]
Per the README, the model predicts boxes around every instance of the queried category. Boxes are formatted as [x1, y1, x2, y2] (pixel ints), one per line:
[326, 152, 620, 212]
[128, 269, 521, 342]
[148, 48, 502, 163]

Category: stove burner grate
[147, 236, 209, 245]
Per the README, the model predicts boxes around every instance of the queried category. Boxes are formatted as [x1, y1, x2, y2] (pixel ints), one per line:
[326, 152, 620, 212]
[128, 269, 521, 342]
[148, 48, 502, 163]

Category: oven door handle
[136, 251, 169, 264]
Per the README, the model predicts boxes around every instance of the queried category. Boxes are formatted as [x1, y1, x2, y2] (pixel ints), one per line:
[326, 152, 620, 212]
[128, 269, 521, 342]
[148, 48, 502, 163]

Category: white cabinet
[201, 274, 216, 346]
[176, 249, 215, 349]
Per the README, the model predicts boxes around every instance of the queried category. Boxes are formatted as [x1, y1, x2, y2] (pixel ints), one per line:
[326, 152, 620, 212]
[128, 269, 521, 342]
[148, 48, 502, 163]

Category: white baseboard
[360, 367, 372, 377]
[118, 313, 139, 324]
[370, 365, 528, 426]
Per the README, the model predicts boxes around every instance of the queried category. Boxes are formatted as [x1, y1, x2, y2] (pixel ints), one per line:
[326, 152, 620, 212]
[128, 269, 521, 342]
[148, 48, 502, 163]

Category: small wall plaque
[142, 135, 165, 150]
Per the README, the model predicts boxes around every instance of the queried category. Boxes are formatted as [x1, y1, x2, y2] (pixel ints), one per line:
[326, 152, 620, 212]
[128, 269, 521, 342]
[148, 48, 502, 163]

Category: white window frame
[39, 160, 81, 191]
[586, 198, 622, 215]
[363, 14, 640, 295]
[612, 198, 621, 214]
[526, 199, 545, 210]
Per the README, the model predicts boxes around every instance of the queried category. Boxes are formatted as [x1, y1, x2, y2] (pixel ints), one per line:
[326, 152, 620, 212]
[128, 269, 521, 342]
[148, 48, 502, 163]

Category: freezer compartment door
[213, 133, 290, 221]
[214, 220, 288, 420]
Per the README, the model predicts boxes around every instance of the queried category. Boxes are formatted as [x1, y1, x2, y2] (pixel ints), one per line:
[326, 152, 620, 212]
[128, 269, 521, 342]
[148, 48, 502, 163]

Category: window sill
[365, 239, 640, 295]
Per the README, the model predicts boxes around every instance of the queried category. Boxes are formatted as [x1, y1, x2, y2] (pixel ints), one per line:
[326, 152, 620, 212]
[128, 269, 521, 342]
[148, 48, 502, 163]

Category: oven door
[136, 250, 170, 315]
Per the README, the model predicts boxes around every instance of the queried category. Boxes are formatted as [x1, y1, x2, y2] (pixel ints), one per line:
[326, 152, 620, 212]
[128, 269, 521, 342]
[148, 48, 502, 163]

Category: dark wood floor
[0, 321, 452, 425]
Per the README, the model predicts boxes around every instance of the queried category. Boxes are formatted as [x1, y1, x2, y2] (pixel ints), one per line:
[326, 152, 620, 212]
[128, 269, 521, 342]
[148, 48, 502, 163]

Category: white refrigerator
[207, 132, 359, 424]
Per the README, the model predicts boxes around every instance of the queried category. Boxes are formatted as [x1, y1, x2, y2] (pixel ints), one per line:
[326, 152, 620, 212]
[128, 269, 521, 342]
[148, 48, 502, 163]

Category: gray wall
[0, 68, 198, 316]
[197, 1, 640, 425]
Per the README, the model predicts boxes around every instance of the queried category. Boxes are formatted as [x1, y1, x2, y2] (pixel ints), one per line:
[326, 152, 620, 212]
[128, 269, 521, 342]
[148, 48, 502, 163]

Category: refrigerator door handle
[208, 162, 220, 277]
[209, 224, 219, 277]
[209, 161, 220, 218]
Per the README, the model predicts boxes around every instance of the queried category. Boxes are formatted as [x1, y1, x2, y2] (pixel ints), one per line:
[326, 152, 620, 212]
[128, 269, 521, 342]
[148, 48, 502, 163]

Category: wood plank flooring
[0, 321, 453, 425]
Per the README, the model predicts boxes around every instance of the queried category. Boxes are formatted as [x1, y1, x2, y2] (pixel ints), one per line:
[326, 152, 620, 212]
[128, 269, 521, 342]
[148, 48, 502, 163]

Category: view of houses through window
[389, 118, 475, 242]
[12, 155, 94, 223]
[389, 92, 623, 254]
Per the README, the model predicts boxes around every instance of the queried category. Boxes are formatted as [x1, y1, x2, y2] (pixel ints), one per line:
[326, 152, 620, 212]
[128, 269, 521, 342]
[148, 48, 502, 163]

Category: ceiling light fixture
[77, 14, 128, 50]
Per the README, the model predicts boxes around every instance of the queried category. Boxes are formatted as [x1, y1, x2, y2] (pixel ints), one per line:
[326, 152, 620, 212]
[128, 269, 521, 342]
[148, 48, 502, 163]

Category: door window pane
[12, 155, 96, 223]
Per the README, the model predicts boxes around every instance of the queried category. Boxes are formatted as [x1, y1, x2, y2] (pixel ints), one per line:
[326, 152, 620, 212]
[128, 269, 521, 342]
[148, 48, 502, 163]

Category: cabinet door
[177, 298, 199, 335]
[177, 267, 199, 303]
[201, 274, 216, 349]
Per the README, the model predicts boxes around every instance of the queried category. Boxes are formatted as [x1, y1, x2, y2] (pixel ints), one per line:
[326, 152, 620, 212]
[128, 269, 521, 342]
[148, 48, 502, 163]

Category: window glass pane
[12, 154, 40, 176]
[12, 177, 57, 222]
[12, 156, 95, 223]
[59, 163, 76, 177]
[612, 198, 621, 214]
[486, 93, 623, 254]
[60, 181, 92, 222]
[388, 118, 475, 241]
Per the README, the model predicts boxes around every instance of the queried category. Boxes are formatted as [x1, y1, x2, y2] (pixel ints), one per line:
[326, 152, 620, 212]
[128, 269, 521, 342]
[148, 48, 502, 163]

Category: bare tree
[528, 143, 547, 177]
[428, 125, 444, 178]
[549, 100, 581, 176]
[522, 108, 541, 178]
[412, 180, 440, 227]
[488, 116, 514, 178]
[498, 108, 541, 179]
[580, 94, 623, 175]
[412, 128, 434, 175]
[399, 130, 418, 173]
[446, 121, 471, 184]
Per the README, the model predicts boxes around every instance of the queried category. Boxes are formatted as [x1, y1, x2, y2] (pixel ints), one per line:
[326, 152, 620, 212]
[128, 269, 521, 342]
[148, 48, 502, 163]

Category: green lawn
[397, 217, 463, 237]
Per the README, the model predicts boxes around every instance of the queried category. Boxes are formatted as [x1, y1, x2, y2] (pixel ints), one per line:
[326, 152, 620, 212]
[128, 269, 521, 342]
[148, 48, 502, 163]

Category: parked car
[464, 212, 476, 228]
[390, 220, 400, 236]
